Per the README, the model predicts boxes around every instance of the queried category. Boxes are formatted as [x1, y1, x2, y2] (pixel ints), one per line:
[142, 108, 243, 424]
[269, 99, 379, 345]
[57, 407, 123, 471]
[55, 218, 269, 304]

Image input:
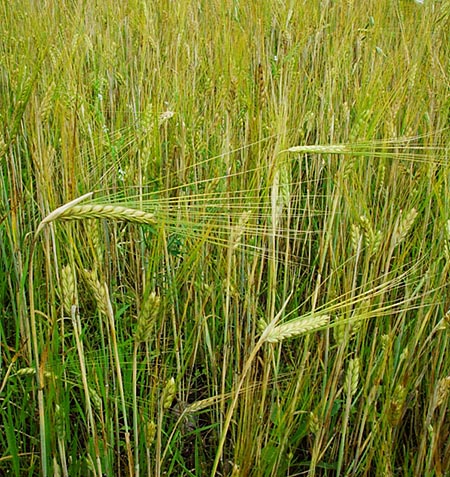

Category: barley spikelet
[135, 291, 160, 342]
[263, 315, 330, 343]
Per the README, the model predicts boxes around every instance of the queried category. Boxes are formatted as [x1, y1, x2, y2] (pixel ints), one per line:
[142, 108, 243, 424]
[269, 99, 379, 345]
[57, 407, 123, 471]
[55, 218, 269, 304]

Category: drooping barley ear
[135, 291, 160, 343]
[60, 265, 78, 316]
[53, 204, 157, 226]
[36, 193, 157, 236]
[261, 315, 330, 343]
[84, 269, 109, 317]
[162, 377, 176, 410]
[393, 208, 417, 246]
[345, 357, 360, 398]
[388, 384, 407, 426]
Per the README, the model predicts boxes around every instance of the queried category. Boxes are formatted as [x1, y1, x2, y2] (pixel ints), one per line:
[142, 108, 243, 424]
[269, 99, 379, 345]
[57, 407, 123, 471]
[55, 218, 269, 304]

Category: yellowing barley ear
[435, 376, 450, 408]
[135, 291, 160, 343]
[262, 315, 330, 343]
[388, 384, 407, 426]
[162, 377, 176, 410]
[60, 265, 78, 316]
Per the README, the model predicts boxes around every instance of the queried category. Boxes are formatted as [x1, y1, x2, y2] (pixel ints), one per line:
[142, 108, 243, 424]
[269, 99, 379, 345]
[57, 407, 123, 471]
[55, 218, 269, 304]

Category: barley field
[1, 1, 449, 476]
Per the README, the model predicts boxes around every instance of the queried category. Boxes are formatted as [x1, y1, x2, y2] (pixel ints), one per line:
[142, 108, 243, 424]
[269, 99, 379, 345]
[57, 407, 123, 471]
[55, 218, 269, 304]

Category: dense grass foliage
[1, 0, 449, 475]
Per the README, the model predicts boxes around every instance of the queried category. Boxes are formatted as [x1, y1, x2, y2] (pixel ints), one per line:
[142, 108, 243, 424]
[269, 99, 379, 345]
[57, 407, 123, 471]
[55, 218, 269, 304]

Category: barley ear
[162, 377, 176, 410]
[261, 314, 330, 343]
[134, 291, 160, 343]
[60, 265, 78, 316]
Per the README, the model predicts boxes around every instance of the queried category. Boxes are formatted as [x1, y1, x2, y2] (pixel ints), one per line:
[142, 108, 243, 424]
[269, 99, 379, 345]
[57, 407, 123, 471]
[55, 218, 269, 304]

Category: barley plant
[1, 1, 449, 476]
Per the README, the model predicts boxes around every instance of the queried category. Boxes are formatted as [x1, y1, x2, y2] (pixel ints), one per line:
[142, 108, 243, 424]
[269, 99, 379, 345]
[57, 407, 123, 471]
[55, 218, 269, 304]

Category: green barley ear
[271, 159, 291, 227]
[88, 386, 103, 412]
[54, 404, 65, 439]
[393, 208, 417, 246]
[60, 265, 78, 316]
[333, 315, 346, 345]
[231, 210, 252, 250]
[444, 220, 450, 261]
[262, 315, 330, 343]
[162, 377, 176, 410]
[145, 420, 156, 447]
[360, 215, 382, 257]
[135, 291, 160, 343]
[345, 357, 360, 398]
[84, 269, 109, 317]
[351, 223, 362, 253]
